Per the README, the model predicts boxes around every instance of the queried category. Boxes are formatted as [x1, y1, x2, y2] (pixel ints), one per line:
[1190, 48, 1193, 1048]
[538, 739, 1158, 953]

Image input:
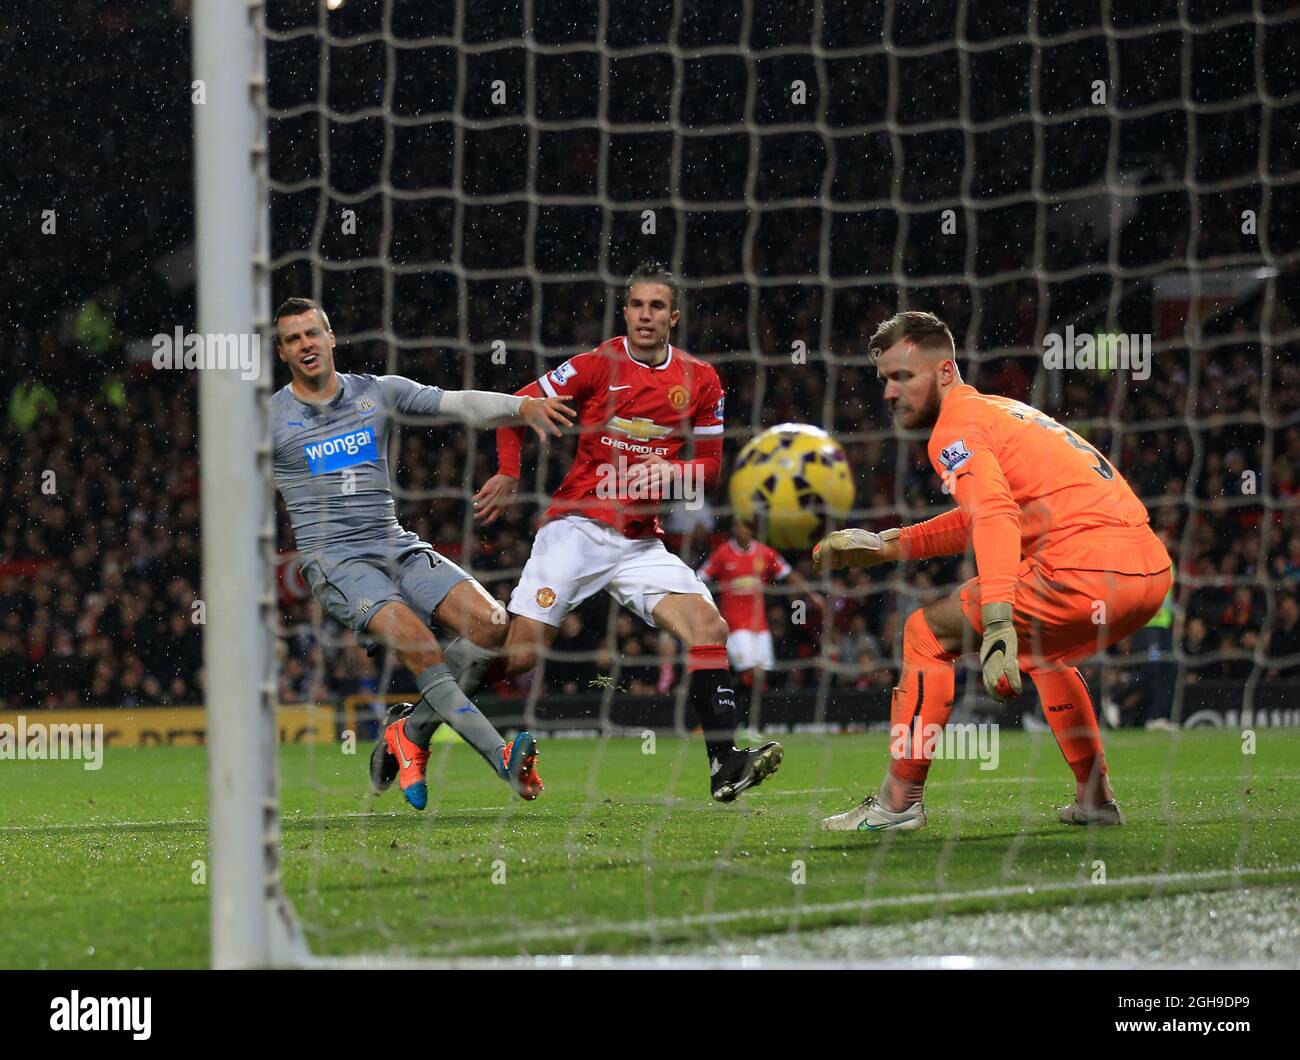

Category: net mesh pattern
[255, 0, 1300, 963]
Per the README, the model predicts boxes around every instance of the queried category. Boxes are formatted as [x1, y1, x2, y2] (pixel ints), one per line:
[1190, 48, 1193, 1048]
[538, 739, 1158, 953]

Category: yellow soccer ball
[729, 423, 856, 551]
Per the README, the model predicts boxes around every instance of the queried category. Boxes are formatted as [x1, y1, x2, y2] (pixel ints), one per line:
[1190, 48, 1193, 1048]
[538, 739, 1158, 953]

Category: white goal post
[194, 0, 304, 969]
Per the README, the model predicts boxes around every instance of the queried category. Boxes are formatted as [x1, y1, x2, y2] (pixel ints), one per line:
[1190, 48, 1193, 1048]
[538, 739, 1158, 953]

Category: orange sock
[883, 610, 957, 808]
[1028, 664, 1111, 799]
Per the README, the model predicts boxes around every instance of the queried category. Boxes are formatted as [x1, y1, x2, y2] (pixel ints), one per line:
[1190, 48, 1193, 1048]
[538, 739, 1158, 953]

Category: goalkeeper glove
[979, 602, 1022, 701]
[812, 528, 901, 571]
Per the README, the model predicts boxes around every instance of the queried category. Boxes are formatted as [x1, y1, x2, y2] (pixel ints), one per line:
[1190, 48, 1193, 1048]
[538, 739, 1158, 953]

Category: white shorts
[728, 629, 775, 671]
[509, 516, 714, 628]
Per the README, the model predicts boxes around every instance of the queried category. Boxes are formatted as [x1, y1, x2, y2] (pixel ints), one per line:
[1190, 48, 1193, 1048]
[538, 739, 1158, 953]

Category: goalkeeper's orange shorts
[959, 550, 1173, 668]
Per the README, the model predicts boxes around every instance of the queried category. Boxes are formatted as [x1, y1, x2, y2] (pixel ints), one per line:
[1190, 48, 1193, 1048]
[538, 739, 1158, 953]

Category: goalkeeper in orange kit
[815, 311, 1172, 832]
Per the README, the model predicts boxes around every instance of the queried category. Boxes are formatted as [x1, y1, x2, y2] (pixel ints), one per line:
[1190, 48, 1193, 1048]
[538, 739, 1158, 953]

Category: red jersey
[497, 336, 725, 538]
[698, 539, 792, 633]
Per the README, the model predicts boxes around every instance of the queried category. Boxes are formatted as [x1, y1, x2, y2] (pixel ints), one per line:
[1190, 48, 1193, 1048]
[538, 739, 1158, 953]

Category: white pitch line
[302, 953, 1297, 971]
[419, 862, 1300, 952]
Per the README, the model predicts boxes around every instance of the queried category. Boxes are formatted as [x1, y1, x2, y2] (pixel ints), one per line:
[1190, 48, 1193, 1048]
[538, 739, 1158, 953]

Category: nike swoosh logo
[393, 737, 412, 770]
[957, 472, 972, 480]
[287, 420, 305, 428]
[608, 385, 631, 391]
[454, 705, 476, 714]
[981, 638, 1007, 663]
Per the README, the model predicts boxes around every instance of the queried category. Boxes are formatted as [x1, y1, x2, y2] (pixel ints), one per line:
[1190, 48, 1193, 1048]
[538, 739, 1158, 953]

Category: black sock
[689, 667, 738, 765]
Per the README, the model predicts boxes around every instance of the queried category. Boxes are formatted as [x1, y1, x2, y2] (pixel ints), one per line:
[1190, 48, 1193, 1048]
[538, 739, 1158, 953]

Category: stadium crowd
[4, 0, 1298, 720]
[4, 343, 1298, 715]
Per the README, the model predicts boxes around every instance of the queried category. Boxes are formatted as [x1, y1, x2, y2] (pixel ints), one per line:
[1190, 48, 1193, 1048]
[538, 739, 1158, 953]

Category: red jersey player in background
[470, 263, 784, 802]
[697, 519, 826, 685]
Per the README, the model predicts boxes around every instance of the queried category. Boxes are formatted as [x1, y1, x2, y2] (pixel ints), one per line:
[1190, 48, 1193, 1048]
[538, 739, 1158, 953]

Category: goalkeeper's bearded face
[878, 343, 949, 430]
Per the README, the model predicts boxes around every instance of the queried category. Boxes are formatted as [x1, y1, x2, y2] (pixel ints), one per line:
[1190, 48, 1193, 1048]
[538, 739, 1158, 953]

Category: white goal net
[201, 0, 1300, 966]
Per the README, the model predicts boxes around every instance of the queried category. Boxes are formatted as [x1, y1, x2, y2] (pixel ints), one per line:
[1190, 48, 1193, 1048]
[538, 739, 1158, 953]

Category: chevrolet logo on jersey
[606, 415, 672, 441]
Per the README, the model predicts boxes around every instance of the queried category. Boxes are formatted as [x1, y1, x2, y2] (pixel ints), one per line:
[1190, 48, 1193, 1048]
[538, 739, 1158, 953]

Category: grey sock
[408, 663, 505, 771]
[442, 636, 497, 698]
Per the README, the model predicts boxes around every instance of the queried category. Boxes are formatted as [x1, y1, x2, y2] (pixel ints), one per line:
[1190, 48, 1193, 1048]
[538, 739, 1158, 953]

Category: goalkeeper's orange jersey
[898, 383, 1170, 606]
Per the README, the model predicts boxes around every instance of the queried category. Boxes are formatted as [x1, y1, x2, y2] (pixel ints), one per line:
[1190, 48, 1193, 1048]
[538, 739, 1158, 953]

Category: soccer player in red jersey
[470, 263, 784, 802]
[815, 311, 1172, 833]
[698, 519, 826, 684]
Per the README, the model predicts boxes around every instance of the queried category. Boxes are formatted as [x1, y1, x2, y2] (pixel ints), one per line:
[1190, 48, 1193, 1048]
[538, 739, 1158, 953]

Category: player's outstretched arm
[900, 507, 970, 558]
[439, 390, 575, 438]
[377, 375, 573, 438]
[814, 507, 972, 571]
[812, 528, 901, 572]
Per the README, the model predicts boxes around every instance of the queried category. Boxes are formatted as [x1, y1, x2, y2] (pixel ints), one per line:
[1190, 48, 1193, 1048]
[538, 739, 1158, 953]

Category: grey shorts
[299, 547, 471, 633]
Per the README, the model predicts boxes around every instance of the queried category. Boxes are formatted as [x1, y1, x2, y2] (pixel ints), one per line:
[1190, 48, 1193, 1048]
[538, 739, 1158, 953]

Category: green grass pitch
[2, 729, 1298, 967]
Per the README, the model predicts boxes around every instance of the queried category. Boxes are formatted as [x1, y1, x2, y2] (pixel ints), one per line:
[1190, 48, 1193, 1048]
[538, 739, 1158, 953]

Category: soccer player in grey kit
[271, 298, 574, 809]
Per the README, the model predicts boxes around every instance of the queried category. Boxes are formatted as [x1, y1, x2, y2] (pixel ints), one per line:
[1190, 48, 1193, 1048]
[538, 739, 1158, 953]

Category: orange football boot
[384, 716, 430, 809]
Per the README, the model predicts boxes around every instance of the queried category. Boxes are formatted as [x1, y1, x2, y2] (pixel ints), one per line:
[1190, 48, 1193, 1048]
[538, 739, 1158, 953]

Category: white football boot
[821, 795, 927, 833]
[1058, 799, 1125, 826]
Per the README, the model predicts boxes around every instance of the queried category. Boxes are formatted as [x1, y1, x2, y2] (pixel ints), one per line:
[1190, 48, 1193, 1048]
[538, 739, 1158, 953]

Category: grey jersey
[271, 373, 444, 559]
